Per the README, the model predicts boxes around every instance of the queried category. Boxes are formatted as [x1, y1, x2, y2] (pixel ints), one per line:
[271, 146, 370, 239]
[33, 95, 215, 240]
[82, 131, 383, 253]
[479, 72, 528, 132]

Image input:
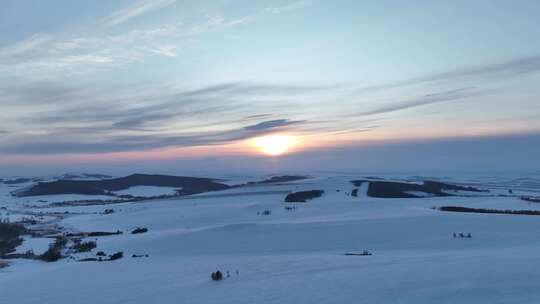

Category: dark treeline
[350, 180, 486, 198]
[13, 174, 230, 197]
[285, 190, 324, 203]
[438, 206, 540, 216]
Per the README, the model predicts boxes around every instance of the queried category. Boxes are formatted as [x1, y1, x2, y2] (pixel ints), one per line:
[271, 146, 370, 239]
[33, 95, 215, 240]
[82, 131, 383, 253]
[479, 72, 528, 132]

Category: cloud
[425, 55, 540, 81]
[0, 81, 337, 154]
[0, 31, 163, 77]
[0, 118, 306, 154]
[0, 34, 53, 61]
[244, 119, 304, 131]
[181, 83, 244, 97]
[7, 80, 340, 113]
[112, 113, 178, 130]
[265, 1, 312, 14]
[354, 55, 540, 94]
[245, 114, 273, 119]
[104, 0, 177, 26]
[355, 87, 478, 116]
[0, 15, 251, 79]
[2, 52, 539, 156]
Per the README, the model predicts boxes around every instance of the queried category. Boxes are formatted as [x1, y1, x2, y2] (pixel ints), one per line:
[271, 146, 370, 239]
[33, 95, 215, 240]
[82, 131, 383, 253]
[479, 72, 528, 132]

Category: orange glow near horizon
[3, 127, 538, 166]
[252, 134, 296, 156]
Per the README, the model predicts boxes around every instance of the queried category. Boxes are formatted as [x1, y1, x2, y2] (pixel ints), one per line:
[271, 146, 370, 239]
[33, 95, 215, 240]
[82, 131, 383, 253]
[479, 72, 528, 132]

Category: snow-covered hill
[2, 174, 540, 303]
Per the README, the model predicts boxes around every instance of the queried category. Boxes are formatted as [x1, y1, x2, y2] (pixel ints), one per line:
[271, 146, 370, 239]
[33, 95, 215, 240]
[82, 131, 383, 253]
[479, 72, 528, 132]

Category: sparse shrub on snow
[40, 236, 67, 262]
[211, 270, 223, 281]
[131, 227, 148, 234]
[284, 190, 324, 202]
[109, 251, 123, 261]
[72, 240, 97, 253]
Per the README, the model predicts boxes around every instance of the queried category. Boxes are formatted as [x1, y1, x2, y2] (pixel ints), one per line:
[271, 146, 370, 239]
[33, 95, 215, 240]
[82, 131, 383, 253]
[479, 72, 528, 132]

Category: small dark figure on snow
[459, 233, 464, 238]
[211, 270, 223, 281]
[453, 232, 457, 238]
[226, 271, 230, 278]
[466, 233, 472, 238]
[236, 269, 239, 276]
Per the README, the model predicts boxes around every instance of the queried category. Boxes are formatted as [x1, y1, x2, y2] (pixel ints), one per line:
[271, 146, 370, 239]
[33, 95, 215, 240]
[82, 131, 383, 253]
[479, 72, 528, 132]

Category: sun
[253, 135, 295, 156]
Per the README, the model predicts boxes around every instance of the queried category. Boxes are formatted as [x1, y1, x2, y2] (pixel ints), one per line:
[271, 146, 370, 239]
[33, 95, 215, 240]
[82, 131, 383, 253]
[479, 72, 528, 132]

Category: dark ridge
[12, 174, 230, 197]
[350, 180, 486, 198]
[285, 190, 324, 203]
[437, 206, 540, 216]
[248, 175, 308, 185]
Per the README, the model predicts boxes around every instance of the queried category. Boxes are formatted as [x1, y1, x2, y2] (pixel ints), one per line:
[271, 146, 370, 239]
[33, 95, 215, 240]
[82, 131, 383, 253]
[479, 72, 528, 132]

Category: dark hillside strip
[285, 190, 324, 202]
[437, 206, 540, 216]
[350, 180, 485, 198]
[13, 174, 230, 197]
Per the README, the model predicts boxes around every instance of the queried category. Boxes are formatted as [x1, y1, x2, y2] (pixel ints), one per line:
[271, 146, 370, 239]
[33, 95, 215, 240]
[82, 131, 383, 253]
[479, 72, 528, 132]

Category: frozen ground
[2, 174, 540, 303]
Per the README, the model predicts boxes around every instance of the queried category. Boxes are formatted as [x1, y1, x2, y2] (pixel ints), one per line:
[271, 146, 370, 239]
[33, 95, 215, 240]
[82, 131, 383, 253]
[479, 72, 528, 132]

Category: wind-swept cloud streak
[0, 119, 306, 154]
[355, 87, 479, 117]
[0, 79, 350, 155]
[6, 80, 342, 116]
[0, 64, 532, 157]
[354, 55, 540, 94]
[245, 114, 273, 119]
[244, 119, 304, 131]
[104, 0, 177, 26]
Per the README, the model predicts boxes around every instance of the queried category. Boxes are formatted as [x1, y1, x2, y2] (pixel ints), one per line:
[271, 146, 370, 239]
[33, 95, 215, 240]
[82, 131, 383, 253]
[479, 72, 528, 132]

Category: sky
[1, 0, 539, 176]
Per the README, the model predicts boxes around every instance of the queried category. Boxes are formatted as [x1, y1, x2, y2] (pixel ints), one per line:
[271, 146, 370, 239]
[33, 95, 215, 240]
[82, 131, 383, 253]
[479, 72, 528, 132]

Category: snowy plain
[2, 174, 540, 303]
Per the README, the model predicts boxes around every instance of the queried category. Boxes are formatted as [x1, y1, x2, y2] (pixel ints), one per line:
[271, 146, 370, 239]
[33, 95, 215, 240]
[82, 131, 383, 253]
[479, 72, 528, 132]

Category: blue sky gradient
[0, 0, 539, 175]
